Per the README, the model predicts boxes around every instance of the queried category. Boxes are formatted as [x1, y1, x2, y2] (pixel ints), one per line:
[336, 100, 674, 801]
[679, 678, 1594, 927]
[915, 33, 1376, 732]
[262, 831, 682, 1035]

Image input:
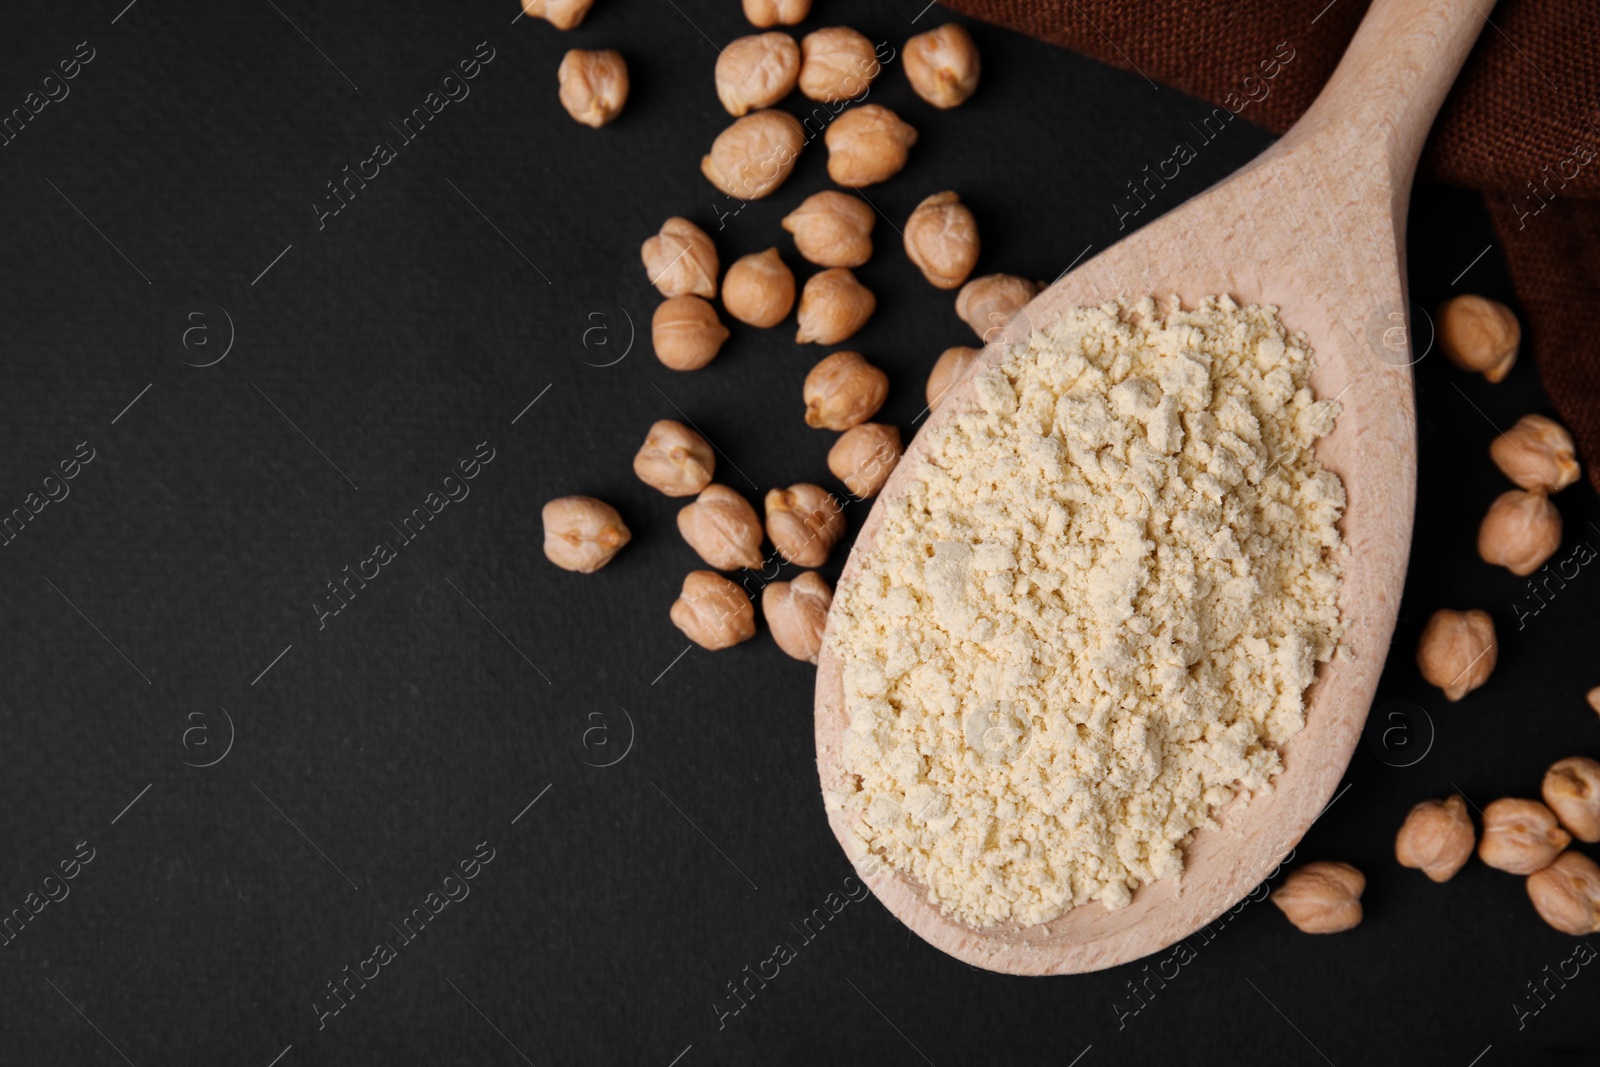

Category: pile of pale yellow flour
[828, 295, 1346, 928]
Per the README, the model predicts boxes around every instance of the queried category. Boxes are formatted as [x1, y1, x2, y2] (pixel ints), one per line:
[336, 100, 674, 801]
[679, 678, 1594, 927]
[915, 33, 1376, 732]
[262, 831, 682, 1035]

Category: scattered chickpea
[796, 268, 876, 345]
[1526, 850, 1600, 935]
[763, 571, 833, 663]
[1394, 795, 1475, 883]
[641, 217, 718, 299]
[829, 422, 902, 498]
[1415, 608, 1497, 701]
[1590, 687, 1600, 716]
[956, 274, 1040, 343]
[677, 484, 764, 570]
[926, 345, 981, 410]
[742, 0, 810, 28]
[1438, 294, 1519, 382]
[715, 32, 800, 116]
[782, 191, 874, 268]
[701, 109, 806, 200]
[1271, 861, 1365, 934]
[798, 27, 881, 102]
[652, 295, 729, 371]
[632, 419, 715, 497]
[1490, 414, 1581, 494]
[1478, 797, 1570, 875]
[557, 49, 629, 128]
[722, 248, 795, 328]
[521, 0, 594, 30]
[825, 104, 918, 187]
[804, 350, 888, 430]
[1478, 488, 1561, 576]
[904, 191, 980, 290]
[1542, 757, 1600, 843]
[671, 570, 757, 650]
[903, 23, 981, 109]
[542, 496, 631, 573]
[765, 483, 845, 566]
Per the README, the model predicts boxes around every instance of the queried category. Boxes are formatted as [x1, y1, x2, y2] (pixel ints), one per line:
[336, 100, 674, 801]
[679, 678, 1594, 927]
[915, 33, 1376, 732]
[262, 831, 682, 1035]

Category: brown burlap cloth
[941, 0, 1600, 492]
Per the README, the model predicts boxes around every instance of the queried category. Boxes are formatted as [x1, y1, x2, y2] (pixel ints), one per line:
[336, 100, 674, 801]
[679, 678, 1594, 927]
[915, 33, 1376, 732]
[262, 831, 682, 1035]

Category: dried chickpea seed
[1439, 294, 1519, 382]
[765, 483, 844, 567]
[671, 571, 756, 650]
[641, 216, 718, 299]
[956, 273, 1040, 342]
[1478, 488, 1561, 576]
[633, 419, 715, 497]
[652, 295, 729, 371]
[542, 496, 631, 573]
[522, 0, 594, 30]
[1526, 851, 1600, 935]
[715, 32, 800, 116]
[904, 23, 981, 108]
[742, 0, 809, 28]
[677, 484, 764, 570]
[798, 27, 881, 102]
[1479, 797, 1570, 874]
[796, 268, 875, 345]
[804, 350, 887, 430]
[825, 104, 918, 187]
[1271, 861, 1365, 934]
[557, 49, 628, 128]
[1415, 608, 1497, 701]
[1542, 756, 1600, 843]
[1490, 414, 1581, 493]
[722, 248, 795, 328]
[782, 191, 874, 268]
[926, 345, 981, 410]
[904, 191, 979, 289]
[829, 422, 901, 498]
[702, 109, 806, 200]
[1395, 795, 1475, 883]
[763, 571, 833, 663]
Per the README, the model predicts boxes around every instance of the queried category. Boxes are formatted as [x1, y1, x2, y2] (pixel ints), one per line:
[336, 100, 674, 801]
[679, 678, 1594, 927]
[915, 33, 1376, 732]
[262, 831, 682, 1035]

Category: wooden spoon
[815, 0, 1490, 974]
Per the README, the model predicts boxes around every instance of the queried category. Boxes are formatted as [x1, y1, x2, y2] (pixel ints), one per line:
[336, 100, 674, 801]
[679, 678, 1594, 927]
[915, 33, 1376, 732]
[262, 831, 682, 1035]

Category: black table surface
[2, 1, 1597, 1064]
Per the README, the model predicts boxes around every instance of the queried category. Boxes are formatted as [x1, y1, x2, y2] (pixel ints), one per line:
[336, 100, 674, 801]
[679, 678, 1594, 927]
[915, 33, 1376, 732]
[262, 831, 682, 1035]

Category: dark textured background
[0, 1, 1596, 1065]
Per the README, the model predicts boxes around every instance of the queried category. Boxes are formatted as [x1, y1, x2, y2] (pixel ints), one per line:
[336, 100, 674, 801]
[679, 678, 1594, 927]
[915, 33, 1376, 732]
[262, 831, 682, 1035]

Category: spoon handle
[1284, 0, 1494, 191]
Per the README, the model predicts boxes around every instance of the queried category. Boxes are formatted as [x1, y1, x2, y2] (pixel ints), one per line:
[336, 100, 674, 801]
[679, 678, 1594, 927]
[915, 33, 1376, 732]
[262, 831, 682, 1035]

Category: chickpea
[1526, 851, 1600, 935]
[633, 419, 715, 497]
[904, 191, 980, 289]
[1415, 608, 1497, 701]
[829, 422, 901, 498]
[1490, 414, 1581, 493]
[1394, 795, 1475, 883]
[763, 571, 833, 663]
[804, 350, 887, 430]
[796, 268, 875, 345]
[641, 216, 718, 299]
[1479, 798, 1570, 874]
[521, 0, 593, 30]
[825, 104, 918, 187]
[904, 23, 981, 108]
[557, 49, 628, 128]
[1477, 489, 1561, 576]
[677, 484, 764, 570]
[782, 191, 874, 268]
[653, 296, 729, 371]
[926, 345, 981, 410]
[742, 0, 809, 28]
[1271, 861, 1365, 934]
[701, 109, 806, 200]
[671, 571, 756, 650]
[542, 496, 630, 573]
[715, 32, 800, 116]
[798, 27, 881, 102]
[956, 274, 1040, 343]
[722, 247, 795, 328]
[765, 483, 845, 566]
[1542, 757, 1600, 843]
[1438, 294, 1519, 382]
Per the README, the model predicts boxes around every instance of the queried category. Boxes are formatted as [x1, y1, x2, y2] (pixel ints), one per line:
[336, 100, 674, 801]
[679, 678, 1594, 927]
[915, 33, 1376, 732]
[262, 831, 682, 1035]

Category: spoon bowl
[815, 0, 1490, 974]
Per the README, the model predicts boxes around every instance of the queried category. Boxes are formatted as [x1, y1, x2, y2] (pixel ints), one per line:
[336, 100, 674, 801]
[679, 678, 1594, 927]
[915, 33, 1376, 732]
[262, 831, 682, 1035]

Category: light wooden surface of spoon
[815, 0, 1492, 974]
